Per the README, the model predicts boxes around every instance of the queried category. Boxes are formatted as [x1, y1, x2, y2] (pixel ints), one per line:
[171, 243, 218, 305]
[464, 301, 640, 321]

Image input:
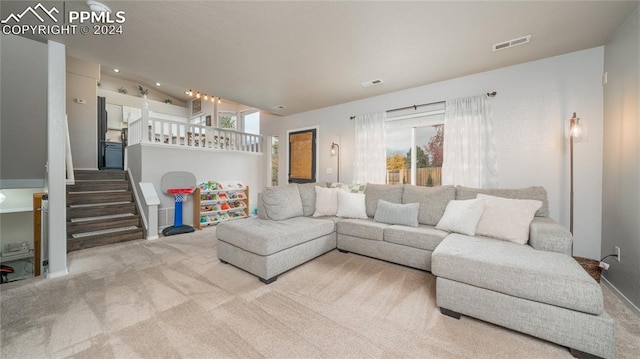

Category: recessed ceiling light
[272, 105, 286, 110]
[155, 82, 161, 87]
[113, 68, 120, 73]
[362, 79, 384, 88]
[87, 1, 111, 13]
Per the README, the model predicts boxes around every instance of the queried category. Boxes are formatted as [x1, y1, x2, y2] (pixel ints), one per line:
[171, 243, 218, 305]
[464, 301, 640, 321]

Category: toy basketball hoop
[161, 172, 196, 236]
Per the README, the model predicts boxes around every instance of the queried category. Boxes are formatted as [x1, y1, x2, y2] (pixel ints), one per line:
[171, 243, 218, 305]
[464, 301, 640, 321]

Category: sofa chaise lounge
[215, 182, 615, 358]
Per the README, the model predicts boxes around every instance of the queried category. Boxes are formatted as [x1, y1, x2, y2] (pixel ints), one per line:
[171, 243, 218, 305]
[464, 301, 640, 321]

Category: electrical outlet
[615, 246, 621, 262]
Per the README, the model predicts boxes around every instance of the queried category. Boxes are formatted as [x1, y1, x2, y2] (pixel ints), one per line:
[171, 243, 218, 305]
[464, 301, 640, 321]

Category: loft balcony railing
[128, 107, 262, 153]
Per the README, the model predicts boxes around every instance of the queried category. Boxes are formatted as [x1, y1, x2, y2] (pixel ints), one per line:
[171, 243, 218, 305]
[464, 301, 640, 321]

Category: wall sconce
[331, 142, 340, 183]
[568, 112, 587, 238]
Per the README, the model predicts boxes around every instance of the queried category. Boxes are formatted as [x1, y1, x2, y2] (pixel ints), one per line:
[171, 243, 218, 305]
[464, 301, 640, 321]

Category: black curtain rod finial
[349, 116, 356, 120]
[487, 91, 497, 97]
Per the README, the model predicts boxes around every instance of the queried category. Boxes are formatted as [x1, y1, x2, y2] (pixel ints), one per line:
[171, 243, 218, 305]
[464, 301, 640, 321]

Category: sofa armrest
[529, 217, 572, 256]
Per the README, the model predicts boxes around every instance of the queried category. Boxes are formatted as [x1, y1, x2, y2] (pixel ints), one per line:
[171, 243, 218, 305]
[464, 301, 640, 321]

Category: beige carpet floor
[1, 228, 638, 359]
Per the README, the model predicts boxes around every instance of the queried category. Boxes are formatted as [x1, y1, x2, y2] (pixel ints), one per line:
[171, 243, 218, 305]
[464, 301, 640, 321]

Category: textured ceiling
[3, 1, 638, 115]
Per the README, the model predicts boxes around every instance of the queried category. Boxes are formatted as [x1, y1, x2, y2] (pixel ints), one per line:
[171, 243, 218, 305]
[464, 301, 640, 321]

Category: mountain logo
[1, 3, 59, 24]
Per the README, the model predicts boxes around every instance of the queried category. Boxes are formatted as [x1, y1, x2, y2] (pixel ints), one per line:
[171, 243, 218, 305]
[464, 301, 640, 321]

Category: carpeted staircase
[66, 170, 144, 252]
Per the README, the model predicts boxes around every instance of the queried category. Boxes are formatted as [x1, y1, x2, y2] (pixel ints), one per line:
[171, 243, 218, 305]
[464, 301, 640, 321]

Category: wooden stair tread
[66, 170, 145, 252]
[67, 228, 144, 252]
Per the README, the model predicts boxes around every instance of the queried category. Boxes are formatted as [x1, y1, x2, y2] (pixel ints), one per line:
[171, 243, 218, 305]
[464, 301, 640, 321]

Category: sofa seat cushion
[432, 234, 603, 315]
[384, 224, 449, 251]
[337, 218, 389, 241]
[216, 217, 335, 256]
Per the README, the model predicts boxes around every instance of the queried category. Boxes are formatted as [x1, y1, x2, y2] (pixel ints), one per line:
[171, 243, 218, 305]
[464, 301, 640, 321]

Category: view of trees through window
[218, 112, 237, 130]
[386, 124, 443, 186]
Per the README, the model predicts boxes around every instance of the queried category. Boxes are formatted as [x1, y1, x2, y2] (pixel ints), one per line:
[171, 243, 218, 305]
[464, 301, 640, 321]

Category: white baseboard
[46, 268, 69, 279]
[601, 276, 640, 315]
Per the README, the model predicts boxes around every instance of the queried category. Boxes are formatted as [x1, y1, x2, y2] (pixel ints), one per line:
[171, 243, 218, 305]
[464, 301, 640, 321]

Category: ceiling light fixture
[155, 82, 161, 87]
[87, 0, 111, 13]
[113, 68, 120, 73]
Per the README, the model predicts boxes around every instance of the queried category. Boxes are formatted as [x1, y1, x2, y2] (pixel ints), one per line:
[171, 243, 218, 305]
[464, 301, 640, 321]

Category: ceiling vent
[272, 105, 286, 110]
[492, 35, 532, 52]
[361, 79, 384, 88]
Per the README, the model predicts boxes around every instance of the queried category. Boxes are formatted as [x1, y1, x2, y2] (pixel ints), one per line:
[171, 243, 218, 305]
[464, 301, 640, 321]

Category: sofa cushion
[216, 217, 335, 256]
[374, 199, 419, 227]
[337, 218, 389, 241]
[297, 182, 328, 216]
[261, 184, 304, 220]
[365, 184, 404, 217]
[435, 198, 486, 236]
[455, 186, 549, 217]
[313, 186, 339, 217]
[475, 194, 542, 244]
[402, 185, 456, 226]
[432, 234, 603, 315]
[384, 224, 449, 251]
[336, 191, 368, 219]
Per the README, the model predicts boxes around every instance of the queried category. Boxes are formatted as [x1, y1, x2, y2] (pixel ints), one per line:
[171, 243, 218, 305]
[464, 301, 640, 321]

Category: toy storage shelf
[193, 183, 249, 229]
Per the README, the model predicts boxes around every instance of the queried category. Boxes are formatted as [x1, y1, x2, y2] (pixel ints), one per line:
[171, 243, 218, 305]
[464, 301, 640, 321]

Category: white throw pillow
[475, 194, 542, 244]
[336, 191, 368, 219]
[313, 186, 339, 217]
[435, 198, 486, 236]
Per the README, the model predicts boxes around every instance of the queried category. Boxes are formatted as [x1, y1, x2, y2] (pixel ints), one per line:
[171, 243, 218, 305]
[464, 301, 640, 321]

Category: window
[218, 112, 237, 130]
[385, 104, 444, 187]
[242, 111, 260, 135]
[271, 136, 279, 186]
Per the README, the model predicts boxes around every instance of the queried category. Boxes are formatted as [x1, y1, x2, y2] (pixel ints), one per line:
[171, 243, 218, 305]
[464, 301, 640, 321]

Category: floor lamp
[331, 142, 340, 183]
[569, 112, 584, 236]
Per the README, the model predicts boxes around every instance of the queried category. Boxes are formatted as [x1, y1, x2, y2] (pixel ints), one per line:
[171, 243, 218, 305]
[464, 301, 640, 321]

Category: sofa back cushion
[364, 184, 404, 217]
[455, 186, 549, 217]
[297, 182, 328, 216]
[260, 184, 304, 220]
[402, 185, 456, 226]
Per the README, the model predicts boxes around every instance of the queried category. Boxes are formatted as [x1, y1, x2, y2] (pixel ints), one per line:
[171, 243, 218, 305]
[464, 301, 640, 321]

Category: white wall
[98, 89, 189, 118]
[0, 35, 48, 187]
[67, 56, 100, 170]
[262, 47, 605, 259]
[602, 7, 640, 309]
[99, 73, 187, 107]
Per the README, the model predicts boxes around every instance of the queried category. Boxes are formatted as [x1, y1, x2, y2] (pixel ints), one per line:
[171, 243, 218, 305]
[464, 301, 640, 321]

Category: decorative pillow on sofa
[336, 191, 368, 219]
[435, 198, 486, 236]
[330, 182, 367, 194]
[475, 194, 542, 244]
[261, 184, 304, 221]
[374, 199, 419, 227]
[297, 182, 328, 216]
[313, 186, 339, 217]
[456, 186, 549, 217]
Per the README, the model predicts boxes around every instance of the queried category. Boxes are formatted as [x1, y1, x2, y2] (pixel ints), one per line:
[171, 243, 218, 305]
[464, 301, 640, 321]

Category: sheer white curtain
[353, 112, 387, 184]
[442, 95, 498, 187]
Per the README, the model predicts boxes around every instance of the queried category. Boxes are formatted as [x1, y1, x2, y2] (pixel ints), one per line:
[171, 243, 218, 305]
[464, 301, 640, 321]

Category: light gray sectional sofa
[215, 182, 615, 358]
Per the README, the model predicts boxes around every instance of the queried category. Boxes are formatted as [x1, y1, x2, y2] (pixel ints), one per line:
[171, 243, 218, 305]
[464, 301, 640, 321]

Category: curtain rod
[349, 91, 497, 120]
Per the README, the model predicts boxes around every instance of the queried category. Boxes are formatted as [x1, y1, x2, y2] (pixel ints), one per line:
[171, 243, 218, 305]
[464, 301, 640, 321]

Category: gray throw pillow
[374, 199, 419, 227]
[261, 184, 304, 220]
